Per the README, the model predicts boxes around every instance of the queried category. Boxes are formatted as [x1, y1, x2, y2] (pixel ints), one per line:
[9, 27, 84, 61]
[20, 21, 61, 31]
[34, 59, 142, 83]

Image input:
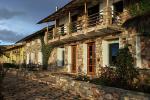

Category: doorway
[71, 45, 77, 73]
[87, 42, 96, 75]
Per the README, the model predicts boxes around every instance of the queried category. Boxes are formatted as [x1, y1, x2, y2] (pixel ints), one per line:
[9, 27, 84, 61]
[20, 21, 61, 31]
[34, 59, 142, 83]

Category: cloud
[0, 8, 24, 20]
[0, 29, 25, 43]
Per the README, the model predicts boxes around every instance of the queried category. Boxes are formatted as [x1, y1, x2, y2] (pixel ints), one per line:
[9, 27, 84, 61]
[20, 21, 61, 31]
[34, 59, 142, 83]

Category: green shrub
[3, 63, 19, 69]
[75, 46, 150, 93]
[115, 46, 139, 87]
[128, 0, 150, 16]
[75, 75, 90, 82]
[91, 67, 118, 86]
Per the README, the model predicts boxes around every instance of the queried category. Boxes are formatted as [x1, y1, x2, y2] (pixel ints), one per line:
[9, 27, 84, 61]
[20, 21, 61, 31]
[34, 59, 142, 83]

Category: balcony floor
[48, 24, 123, 46]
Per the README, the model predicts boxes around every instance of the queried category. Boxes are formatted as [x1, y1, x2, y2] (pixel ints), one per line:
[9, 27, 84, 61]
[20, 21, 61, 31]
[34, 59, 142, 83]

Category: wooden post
[68, 11, 71, 34]
[54, 6, 58, 39]
[44, 23, 48, 44]
[69, 11, 71, 23]
[55, 6, 58, 28]
[84, 0, 87, 14]
[106, 0, 109, 7]
[83, 0, 88, 30]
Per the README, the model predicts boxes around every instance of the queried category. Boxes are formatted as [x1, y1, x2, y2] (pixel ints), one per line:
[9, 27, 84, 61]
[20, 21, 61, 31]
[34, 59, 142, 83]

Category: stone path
[2, 73, 84, 100]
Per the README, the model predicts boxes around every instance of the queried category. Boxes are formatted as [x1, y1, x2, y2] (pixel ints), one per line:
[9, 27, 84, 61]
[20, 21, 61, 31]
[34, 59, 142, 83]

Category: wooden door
[71, 45, 77, 73]
[87, 43, 96, 75]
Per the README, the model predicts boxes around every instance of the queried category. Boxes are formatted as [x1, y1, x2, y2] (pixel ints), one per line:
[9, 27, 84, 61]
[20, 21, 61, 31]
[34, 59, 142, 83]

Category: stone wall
[48, 47, 67, 72]
[76, 44, 83, 74]
[141, 36, 150, 68]
[95, 37, 103, 76]
[25, 38, 42, 65]
[120, 30, 150, 69]
[51, 34, 120, 75]
[48, 30, 150, 75]
[17, 70, 150, 100]
[48, 48, 57, 69]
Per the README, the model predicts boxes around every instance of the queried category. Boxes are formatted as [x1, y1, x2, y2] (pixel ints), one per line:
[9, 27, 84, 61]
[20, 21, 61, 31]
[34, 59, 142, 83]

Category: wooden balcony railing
[87, 11, 104, 27]
[112, 11, 123, 26]
[70, 21, 82, 33]
[51, 9, 123, 40]
[57, 25, 67, 36]
[48, 30, 53, 40]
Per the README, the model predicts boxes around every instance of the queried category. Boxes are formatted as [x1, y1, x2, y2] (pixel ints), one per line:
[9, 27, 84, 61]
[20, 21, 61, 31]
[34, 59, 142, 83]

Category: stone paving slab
[2, 73, 84, 100]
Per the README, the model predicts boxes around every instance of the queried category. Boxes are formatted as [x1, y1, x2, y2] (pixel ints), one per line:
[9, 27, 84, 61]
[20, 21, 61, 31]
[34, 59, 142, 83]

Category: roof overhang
[16, 25, 54, 43]
[37, 0, 100, 24]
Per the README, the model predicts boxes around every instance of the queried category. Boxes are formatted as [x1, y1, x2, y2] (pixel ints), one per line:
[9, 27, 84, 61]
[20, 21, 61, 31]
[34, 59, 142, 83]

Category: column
[105, 0, 112, 25]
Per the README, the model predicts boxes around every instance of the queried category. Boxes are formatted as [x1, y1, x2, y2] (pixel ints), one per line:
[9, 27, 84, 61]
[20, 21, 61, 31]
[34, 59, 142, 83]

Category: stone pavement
[2, 72, 84, 100]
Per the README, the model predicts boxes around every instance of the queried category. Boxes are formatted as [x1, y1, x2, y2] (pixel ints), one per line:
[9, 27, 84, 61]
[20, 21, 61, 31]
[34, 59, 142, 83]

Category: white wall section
[83, 44, 87, 74]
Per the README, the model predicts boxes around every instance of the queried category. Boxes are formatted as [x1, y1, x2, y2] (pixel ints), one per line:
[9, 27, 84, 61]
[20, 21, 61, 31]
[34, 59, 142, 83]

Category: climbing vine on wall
[40, 35, 54, 70]
[123, 0, 150, 33]
[128, 0, 150, 16]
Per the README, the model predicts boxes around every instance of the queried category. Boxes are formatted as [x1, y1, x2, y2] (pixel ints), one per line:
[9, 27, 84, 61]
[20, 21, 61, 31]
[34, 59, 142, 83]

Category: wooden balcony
[48, 8, 124, 46]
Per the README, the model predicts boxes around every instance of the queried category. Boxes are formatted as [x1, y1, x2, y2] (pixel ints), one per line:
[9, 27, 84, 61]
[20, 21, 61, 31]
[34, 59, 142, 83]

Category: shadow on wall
[48, 60, 67, 73]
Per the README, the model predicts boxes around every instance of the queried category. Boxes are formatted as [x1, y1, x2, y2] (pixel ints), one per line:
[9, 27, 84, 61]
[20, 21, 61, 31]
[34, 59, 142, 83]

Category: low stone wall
[8, 69, 150, 100]
[139, 69, 150, 85]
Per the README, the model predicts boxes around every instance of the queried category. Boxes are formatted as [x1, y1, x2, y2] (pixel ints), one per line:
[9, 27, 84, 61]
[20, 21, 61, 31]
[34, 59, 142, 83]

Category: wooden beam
[46, 23, 49, 33]
[84, 0, 87, 14]
[69, 11, 71, 23]
[55, 6, 58, 28]
[106, 0, 109, 7]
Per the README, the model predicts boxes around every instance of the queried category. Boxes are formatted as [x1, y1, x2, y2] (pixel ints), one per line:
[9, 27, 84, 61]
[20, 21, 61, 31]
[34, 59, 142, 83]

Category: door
[87, 42, 96, 75]
[71, 45, 77, 73]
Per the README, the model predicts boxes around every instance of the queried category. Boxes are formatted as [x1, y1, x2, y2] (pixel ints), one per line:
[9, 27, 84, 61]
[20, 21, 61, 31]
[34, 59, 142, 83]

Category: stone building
[37, 0, 150, 76]
[0, 43, 25, 65]
[17, 26, 54, 66]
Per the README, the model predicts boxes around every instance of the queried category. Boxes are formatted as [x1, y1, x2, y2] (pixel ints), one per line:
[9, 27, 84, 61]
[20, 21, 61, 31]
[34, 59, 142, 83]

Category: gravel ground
[2, 73, 84, 100]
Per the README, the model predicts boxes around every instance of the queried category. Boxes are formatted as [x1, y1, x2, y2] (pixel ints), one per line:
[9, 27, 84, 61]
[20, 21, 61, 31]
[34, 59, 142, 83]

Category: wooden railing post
[53, 28, 56, 39]
[67, 11, 71, 35]
[83, 0, 88, 30]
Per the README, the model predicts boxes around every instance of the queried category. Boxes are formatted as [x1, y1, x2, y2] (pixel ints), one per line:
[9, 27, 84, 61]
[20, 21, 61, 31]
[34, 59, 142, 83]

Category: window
[57, 47, 65, 67]
[109, 43, 119, 66]
[88, 4, 99, 15]
[62, 50, 65, 66]
[113, 1, 123, 13]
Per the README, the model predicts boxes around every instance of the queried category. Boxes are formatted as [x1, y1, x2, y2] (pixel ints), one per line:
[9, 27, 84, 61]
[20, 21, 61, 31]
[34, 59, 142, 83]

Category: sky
[0, 0, 70, 45]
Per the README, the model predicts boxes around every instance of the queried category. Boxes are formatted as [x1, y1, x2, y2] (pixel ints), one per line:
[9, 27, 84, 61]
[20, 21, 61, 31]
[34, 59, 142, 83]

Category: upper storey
[38, 0, 131, 45]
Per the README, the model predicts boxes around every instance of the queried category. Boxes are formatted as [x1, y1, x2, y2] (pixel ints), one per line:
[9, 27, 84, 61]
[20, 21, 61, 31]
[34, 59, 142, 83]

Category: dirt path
[2, 73, 84, 100]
